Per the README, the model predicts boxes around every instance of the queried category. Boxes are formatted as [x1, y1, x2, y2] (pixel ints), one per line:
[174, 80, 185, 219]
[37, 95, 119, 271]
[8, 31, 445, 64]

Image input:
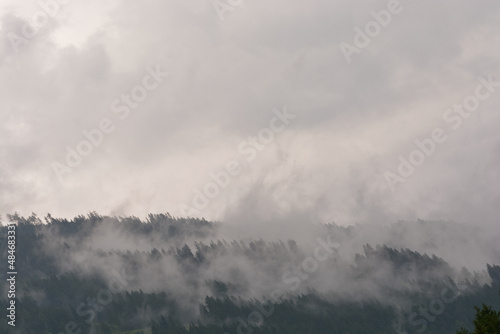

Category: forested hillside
[1, 213, 499, 334]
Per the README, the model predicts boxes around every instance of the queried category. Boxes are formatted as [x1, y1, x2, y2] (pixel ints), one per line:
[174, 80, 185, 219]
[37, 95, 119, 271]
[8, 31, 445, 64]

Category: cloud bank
[0, 0, 499, 231]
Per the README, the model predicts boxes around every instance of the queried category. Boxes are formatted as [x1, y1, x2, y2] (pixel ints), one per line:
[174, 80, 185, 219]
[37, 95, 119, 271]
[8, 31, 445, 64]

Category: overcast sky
[1, 0, 499, 228]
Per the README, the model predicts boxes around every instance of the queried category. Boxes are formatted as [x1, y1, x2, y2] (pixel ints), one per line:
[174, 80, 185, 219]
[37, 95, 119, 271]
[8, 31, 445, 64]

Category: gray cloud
[0, 0, 499, 233]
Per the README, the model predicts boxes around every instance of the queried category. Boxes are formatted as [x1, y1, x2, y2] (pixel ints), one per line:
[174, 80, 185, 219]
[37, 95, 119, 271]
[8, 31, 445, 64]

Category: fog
[16, 214, 494, 319]
[1, 2, 499, 333]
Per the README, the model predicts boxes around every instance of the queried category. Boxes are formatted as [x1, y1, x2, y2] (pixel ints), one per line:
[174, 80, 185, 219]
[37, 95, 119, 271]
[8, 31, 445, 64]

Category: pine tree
[457, 293, 500, 334]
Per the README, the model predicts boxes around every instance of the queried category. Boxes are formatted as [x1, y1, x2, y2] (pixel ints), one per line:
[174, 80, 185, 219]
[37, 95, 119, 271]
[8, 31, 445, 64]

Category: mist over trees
[1, 213, 499, 334]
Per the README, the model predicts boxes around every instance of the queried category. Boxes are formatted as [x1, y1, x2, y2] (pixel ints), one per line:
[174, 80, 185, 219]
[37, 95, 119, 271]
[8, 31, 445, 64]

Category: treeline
[2, 278, 499, 333]
[0, 213, 499, 334]
[153, 283, 500, 334]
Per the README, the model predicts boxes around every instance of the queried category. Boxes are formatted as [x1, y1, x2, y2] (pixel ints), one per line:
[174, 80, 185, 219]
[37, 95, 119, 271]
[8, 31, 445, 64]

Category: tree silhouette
[457, 292, 500, 334]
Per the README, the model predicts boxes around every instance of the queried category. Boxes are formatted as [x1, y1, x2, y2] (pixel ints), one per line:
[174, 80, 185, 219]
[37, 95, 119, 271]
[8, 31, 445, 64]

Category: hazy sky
[1, 0, 499, 228]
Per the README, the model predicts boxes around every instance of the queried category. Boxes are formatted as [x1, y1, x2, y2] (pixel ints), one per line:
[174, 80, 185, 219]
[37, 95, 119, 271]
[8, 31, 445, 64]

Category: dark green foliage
[1, 213, 499, 334]
[457, 293, 500, 334]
